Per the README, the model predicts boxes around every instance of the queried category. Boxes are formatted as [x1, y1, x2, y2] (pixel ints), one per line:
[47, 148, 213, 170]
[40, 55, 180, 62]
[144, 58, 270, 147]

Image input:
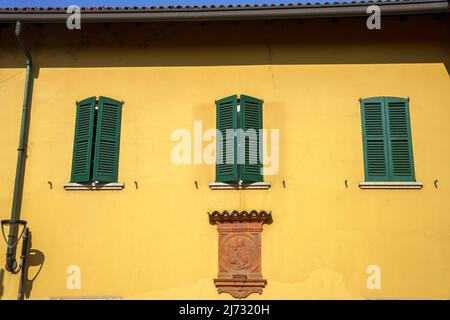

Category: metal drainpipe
[5, 21, 33, 273]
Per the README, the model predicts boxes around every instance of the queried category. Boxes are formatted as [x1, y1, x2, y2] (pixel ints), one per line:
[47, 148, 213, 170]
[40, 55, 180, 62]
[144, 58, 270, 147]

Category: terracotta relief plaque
[208, 210, 272, 299]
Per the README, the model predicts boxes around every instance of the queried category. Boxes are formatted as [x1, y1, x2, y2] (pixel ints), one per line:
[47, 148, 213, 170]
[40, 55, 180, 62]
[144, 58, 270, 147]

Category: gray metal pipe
[18, 227, 30, 300]
[5, 21, 33, 273]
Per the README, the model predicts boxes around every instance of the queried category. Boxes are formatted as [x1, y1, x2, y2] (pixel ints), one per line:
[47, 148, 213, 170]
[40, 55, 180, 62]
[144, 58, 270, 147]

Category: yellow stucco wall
[0, 16, 449, 299]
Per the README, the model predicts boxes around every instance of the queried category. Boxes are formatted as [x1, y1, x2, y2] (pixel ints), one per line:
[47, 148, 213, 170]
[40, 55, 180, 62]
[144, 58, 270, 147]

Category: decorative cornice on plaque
[209, 210, 272, 299]
[208, 210, 272, 225]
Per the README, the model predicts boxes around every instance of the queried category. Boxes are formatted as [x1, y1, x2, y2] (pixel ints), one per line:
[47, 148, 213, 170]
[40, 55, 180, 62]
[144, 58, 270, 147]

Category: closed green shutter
[385, 97, 415, 181]
[361, 97, 390, 181]
[239, 95, 263, 182]
[70, 97, 96, 183]
[93, 96, 123, 183]
[216, 95, 238, 182]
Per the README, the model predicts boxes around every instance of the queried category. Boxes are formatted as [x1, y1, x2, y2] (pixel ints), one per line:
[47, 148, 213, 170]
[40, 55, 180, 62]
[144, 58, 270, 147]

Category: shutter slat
[240, 95, 263, 182]
[361, 97, 390, 181]
[70, 97, 96, 182]
[93, 96, 123, 183]
[385, 97, 416, 181]
[216, 95, 238, 182]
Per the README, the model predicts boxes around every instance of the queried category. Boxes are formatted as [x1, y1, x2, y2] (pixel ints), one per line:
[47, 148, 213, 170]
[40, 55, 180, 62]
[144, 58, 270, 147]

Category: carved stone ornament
[208, 210, 272, 299]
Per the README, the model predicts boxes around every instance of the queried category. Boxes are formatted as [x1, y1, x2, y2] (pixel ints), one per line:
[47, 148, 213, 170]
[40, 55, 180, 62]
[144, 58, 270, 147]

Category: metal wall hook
[195, 181, 198, 189]
[282, 180, 286, 189]
[47, 181, 52, 189]
[434, 180, 438, 189]
[134, 181, 138, 189]
[345, 180, 348, 188]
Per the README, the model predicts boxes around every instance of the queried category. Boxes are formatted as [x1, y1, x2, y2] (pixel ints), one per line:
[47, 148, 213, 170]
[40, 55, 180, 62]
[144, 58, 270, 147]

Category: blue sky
[0, 0, 331, 8]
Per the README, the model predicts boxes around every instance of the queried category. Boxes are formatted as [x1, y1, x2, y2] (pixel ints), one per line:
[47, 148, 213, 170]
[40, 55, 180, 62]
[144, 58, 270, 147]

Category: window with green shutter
[70, 96, 123, 183]
[360, 96, 416, 182]
[239, 95, 263, 182]
[71, 97, 96, 183]
[216, 95, 238, 182]
[215, 94, 263, 183]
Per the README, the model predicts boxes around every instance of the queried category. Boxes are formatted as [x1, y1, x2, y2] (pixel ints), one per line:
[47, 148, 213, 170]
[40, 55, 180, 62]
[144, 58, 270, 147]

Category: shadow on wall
[0, 15, 448, 73]
[0, 269, 4, 299]
[21, 231, 45, 300]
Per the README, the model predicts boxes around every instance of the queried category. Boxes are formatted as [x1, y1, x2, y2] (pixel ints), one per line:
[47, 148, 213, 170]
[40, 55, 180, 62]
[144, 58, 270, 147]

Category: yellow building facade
[0, 3, 449, 300]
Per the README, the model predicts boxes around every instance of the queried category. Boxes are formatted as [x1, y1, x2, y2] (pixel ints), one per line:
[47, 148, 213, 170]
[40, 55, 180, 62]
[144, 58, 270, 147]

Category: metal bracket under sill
[209, 182, 271, 190]
[64, 182, 124, 190]
[359, 182, 423, 189]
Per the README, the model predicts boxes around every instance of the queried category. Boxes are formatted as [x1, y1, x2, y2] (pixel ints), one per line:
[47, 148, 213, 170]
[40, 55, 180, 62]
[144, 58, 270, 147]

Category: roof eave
[0, 1, 448, 23]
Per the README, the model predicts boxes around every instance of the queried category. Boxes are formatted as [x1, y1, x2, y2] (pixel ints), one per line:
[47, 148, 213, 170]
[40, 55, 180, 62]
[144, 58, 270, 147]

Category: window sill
[359, 182, 423, 189]
[64, 182, 124, 190]
[209, 182, 270, 190]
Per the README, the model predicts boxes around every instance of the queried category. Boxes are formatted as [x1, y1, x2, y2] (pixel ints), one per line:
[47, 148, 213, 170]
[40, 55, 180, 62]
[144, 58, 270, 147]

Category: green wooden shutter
[93, 96, 123, 183]
[385, 97, 415, 181]
[70, 97, 96, 183]
[361, 97, 390, 181]
[216, 95, 238, 182]
[239, 95, 263, 182]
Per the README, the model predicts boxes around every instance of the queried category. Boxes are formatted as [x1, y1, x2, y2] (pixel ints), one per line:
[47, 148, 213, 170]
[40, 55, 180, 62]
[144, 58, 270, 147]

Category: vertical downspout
[5, 21, 33, 273]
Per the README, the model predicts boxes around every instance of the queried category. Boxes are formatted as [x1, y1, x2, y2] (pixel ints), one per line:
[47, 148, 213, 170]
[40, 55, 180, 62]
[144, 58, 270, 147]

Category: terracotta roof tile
[0, 1, 411, 12]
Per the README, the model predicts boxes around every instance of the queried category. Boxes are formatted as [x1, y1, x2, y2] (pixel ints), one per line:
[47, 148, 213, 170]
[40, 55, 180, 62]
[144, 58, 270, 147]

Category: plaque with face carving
[210, 211, 271, 299]
[221, 234, 258, 273]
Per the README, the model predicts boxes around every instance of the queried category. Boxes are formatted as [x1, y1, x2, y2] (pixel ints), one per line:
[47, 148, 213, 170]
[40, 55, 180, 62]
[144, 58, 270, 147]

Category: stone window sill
[64, 182, 124, 190]
[209, 182, 270, 190]
[359, 181, 423, 189]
